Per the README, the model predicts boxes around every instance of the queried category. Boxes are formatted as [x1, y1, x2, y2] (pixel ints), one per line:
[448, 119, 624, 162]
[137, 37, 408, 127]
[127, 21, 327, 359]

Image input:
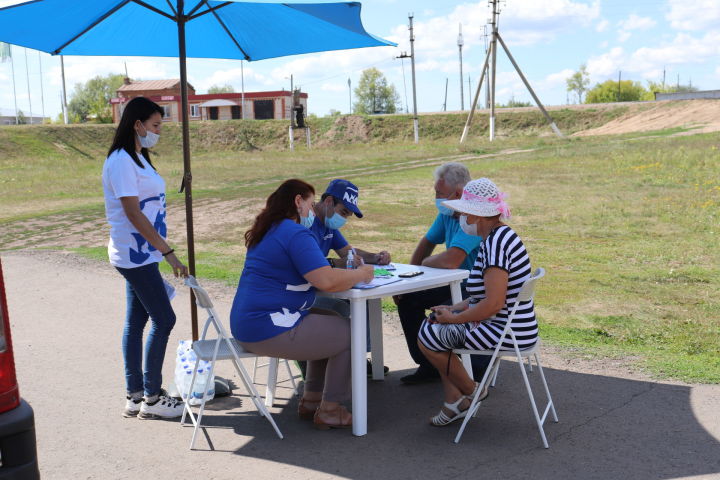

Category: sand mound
[574, 99, 720, 137]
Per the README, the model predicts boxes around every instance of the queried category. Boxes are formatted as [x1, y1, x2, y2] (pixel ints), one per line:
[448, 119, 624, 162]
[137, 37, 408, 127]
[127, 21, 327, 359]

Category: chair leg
[454, 355, 498, 443]
[516, 350, 549, 448]
[533, 354, 558, 423]
[189, 360, 217, 450]
[252, 357, 259, 383]
[460, 353, 473, 376]
[265, 358, 279, 407]
[283, 359, 298, 395]
[230, 356, 284, 439]
[491, 360, 500, 387]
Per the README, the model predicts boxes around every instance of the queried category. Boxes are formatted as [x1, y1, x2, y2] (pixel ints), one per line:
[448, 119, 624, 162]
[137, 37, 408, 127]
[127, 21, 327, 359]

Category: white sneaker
[138, 395, 184, 420]
[123, 397, 143, 418]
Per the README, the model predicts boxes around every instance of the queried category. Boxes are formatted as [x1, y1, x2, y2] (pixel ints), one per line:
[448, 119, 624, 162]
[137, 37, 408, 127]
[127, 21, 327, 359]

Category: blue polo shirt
[425, 213, 481, 273]
[230, 219, 329, 342]
[308, 215, 348, 256]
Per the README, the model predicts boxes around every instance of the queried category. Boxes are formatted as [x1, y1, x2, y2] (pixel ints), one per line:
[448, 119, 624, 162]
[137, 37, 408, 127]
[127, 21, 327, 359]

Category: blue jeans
[115, 262, 176, 397]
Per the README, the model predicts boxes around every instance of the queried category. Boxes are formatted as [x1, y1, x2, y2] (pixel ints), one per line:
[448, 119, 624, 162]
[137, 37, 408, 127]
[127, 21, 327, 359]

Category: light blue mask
[435, 198, 453, 216]
[300, 209, 315, 228]
[324, 212, 347, 230]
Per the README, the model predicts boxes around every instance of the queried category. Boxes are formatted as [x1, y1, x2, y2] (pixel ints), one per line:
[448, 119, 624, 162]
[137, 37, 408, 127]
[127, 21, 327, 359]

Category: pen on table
[352, 247, 364, 266]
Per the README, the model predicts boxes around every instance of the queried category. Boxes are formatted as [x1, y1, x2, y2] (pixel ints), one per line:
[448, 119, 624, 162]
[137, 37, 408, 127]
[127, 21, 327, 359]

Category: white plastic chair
[453, 268, 558, 447]
[180, 276, 283, 449]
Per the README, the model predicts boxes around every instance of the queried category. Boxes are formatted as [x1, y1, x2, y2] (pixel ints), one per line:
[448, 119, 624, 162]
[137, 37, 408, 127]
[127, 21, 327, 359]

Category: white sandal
[430, 396, 470, 427]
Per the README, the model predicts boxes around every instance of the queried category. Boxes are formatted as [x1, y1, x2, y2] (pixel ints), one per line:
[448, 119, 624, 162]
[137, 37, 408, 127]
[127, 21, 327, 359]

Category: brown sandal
[298, 398, 320, 420]
[313, 405, 352, 430]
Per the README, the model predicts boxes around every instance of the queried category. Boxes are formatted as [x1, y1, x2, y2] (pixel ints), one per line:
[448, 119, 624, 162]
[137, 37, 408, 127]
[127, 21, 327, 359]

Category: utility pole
[617, 70, 621, 102]
[400, 56, 409, 113]
[409, 13, 418, 143]
[468, 75, 471, 108]
[483, 25, 490, 109]
[489, 0, 498, 140]
[24, 48, 32, 124]
[240, 59, 245, 119]
[347, 78, 352, 113]
[662, 66, 666, 89]
[461, 0, 562, 143]
[458, 23, 464, 111]
[400, 14, 419, 143]
[38, 52, 45, 121]
[60, 55, 68, 124]
[443, 78, 448, 111]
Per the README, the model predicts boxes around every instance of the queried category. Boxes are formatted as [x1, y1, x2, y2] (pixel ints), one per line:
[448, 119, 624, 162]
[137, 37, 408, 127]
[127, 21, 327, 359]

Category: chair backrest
[504, 267, 545, 326]
[185, 275, 214, 309]
[184, 275, 233, 341]
[515, 267, 545, 303]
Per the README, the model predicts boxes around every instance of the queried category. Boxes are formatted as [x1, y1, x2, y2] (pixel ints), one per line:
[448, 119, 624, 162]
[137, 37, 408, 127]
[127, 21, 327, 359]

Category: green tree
[207, 84, 235, 94]
[641, 81, 699, 100]
[327, 109, 342, 117]
[566, 64, 590, 104]
[16, 109, 26, 125]
[353, 68, 400, 114]
[585, 79, 647, 103]
[68, 73, 125, 123]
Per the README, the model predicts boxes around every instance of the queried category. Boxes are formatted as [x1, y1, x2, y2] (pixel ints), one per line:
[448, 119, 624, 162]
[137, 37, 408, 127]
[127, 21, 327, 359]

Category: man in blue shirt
[395, 163, 488, 384]
[306, 179, 392, 376]
[310, 179, 391, 267]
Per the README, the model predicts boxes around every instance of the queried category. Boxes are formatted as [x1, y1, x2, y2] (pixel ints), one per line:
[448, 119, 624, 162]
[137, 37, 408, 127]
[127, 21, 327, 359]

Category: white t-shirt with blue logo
[230, 219, 329, 342]
[102, 149, 167, 269]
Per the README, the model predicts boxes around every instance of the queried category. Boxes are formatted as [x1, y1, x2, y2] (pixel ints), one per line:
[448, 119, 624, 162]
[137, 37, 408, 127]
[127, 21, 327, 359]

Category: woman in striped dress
[417, 178, 537, 426]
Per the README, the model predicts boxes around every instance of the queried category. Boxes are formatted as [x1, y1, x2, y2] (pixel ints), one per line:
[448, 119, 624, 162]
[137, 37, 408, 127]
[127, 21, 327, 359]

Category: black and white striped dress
[419, 225, 537, 352]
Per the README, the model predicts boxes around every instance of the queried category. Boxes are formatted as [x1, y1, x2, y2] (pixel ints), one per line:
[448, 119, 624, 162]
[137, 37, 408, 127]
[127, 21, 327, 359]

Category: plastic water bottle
[346, 249, 355, 270]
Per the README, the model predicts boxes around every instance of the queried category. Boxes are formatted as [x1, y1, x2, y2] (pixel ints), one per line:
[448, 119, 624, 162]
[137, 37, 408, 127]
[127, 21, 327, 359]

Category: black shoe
[367, 360, 389, 377]
[400, 366, 440, 385]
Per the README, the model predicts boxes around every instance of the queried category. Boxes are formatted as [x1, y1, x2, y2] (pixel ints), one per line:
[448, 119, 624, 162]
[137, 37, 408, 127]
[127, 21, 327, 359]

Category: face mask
[324, 212, 347, 230]
[300, 209, 315, 228]
[459, 215, 478, 236]
[435, 198, 453, 216]
[137, 124, 160, 148]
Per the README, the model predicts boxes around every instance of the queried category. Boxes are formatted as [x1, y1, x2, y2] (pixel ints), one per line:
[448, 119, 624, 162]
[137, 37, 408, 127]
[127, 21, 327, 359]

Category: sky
[0, 0, 719, 120]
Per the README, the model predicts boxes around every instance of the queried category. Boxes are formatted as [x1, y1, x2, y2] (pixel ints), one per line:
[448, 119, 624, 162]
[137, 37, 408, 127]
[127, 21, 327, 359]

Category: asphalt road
[4, 250, 720, 480]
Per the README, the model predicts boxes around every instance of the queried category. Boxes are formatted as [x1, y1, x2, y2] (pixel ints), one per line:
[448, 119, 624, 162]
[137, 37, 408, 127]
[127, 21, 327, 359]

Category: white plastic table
[319, 263, 469, 436]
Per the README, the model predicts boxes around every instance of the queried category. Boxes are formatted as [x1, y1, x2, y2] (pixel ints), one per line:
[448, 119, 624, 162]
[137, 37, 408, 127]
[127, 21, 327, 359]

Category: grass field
[1, 115, 718, 383]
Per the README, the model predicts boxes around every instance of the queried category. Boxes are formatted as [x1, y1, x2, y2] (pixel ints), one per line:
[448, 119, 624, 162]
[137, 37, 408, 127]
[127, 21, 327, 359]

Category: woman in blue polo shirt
[231, 179, 373, 430]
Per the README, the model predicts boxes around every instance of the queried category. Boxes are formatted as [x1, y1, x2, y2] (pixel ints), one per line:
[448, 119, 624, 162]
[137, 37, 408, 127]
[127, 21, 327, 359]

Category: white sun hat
[442, 178, 511, 219]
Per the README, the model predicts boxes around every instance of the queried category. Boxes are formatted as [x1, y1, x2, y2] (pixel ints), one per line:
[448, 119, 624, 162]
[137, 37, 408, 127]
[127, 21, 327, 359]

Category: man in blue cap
[305, 179, 391, 376]
[310, 179, 391, 267]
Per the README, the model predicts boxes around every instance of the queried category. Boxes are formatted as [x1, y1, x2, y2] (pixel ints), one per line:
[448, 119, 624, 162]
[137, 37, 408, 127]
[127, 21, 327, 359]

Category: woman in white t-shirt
[102, 97, 188, 420]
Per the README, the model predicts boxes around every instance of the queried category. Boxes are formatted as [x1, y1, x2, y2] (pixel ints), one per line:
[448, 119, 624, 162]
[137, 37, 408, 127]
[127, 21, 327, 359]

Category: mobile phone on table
[399, 270, 424, 278]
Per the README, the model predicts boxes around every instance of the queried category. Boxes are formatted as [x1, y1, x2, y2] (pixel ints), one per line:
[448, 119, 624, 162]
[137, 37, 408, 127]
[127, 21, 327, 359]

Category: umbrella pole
[176, 2, 198, 340]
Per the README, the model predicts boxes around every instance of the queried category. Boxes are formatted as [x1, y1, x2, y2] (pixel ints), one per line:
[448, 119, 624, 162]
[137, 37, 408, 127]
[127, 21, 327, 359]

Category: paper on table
[353, 276, 403, 289]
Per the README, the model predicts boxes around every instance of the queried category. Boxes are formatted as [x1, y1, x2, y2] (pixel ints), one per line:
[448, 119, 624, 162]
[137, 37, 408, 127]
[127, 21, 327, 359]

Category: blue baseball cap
[325, 179, 363, 218]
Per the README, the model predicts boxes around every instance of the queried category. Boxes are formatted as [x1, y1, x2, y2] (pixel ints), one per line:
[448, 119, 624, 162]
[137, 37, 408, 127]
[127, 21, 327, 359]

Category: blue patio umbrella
[0, 0, 394, 337]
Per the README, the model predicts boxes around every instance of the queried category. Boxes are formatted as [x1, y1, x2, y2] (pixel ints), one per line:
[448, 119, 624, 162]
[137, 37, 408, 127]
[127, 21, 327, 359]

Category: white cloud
[596, 19, 609, 32]
[586, 30, 720, 83]
[616, 14, 656, 43]
[320, 82, 347, 93]
[586, 47, 625, 77]
[545, 68, 574, 86]
[619, 14, 656, 31]
[191, 65, 266, 93]
[46, 57, 173, 89]
[618, 31, 631, 43]
[716, 66, 720, 78]
[666, 0, 720, 31]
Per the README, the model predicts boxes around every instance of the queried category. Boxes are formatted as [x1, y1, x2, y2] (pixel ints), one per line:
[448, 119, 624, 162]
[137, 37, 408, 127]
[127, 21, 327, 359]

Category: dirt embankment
[573, 99, 720, 136]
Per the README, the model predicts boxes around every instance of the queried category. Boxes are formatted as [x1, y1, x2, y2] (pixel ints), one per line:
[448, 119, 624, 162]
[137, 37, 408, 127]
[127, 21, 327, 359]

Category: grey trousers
[238, 312, 351, 403]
